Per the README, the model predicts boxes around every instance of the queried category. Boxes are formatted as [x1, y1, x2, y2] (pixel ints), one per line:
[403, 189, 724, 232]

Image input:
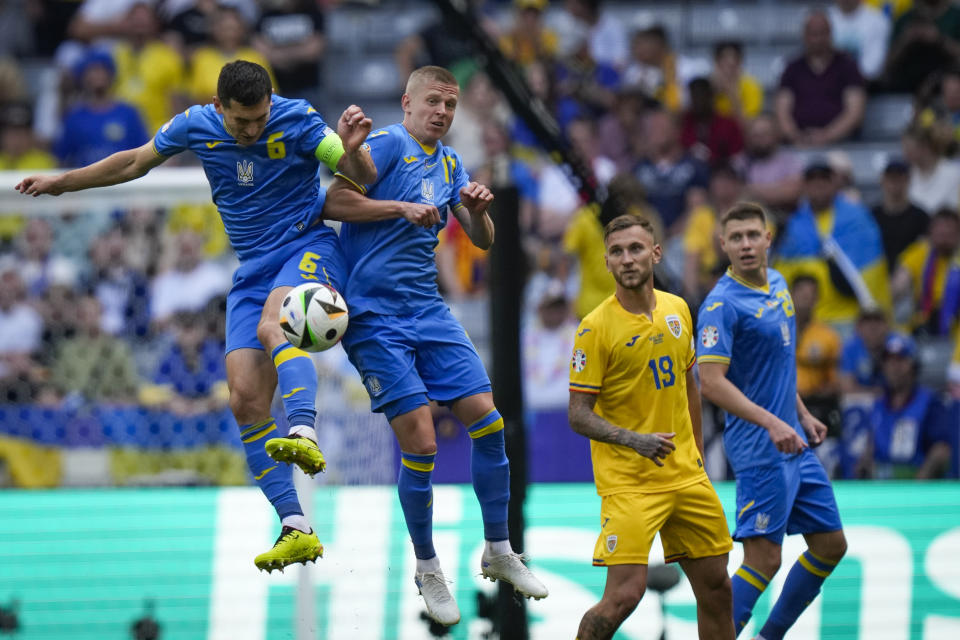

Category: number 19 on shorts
[648, 355, 675, 390]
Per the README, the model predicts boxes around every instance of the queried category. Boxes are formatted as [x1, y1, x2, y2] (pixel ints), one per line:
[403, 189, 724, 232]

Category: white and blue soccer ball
[279, 283, 349, 352]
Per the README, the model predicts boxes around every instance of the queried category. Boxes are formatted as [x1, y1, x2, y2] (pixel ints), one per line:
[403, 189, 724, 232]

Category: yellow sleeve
[898, 241, 928, 292]
[862, 258, 892, 312]
[683, 206, 714, 254]
[563, 210, 588, 255]
[739, 75, 764, 119]
[569, 317, 607, 394]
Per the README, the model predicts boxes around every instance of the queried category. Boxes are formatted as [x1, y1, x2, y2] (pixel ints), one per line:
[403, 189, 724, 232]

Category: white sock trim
[288, 425, 317, 442]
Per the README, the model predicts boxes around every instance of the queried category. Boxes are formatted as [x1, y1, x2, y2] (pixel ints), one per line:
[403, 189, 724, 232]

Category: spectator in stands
[863, 333, 953, 479]
[563, 174, 657, 319]
[826, 149, 862, 204]
[947, 335, 960, 397]
[394, 0, 491, 82]
[28, 0, 83, 58]
[916, 66, 960, 157]
[828, 0, 891, 81]
[54, 49, 148, 168]
[680, 77, 744, 165]
[893, 208, 960, 336]
[444, 72, 510, 173]
[794, 274, 844, 437]
[111, 2, 185, 134]
[47, 294, 140, 404]
[0, 267, 44, 403]
[621, 25, 682, 112]
[0, 56, 27, 105]
[538, 117, 616, 240]
[554, 31, 621, 118]
[186, 5, 276, 103]
[775, 159, 891, 331]
[870, 157, 930, 270]
[903, 124, 960, 214]
[0, 103, 56, 171]
[560, 0, 628, 69]
[522, 279, 579, 411]
[736, 114, 804, 217]
[839, 307, 890, 395]
[12, 218, 79, 298]
[254, 0, 326, 105]
[682, 164, 743, 304]
[884, 0, 960, 93]
[150, 231, 232, 327]
[509, 59, 582, 153]
[776, 10, 866, 146]
[140, 310, 229, 416]
[67, 0, 155, 45]
[83, 227, 151, 339]
[711, 40, 764, 122]
[634, 107, 710, 235]
[498, 0, 558, 69]
[597, 86, 647, 173]
[162, 0, 218, 53]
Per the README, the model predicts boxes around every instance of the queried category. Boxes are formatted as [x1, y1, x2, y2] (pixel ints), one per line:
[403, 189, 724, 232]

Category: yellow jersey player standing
[568, 214, 735, 640]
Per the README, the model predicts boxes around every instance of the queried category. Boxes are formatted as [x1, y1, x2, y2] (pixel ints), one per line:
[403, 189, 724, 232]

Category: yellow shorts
[592, 478, 733, 566]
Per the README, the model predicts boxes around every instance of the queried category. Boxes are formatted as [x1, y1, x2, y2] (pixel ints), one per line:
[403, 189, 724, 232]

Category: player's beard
[614, 264, 652, 291]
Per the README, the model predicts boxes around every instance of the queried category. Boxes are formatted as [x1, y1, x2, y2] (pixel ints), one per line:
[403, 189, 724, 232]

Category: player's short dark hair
[791, 273, 819, 291]
[407, 66, 458, 93]
[931, 207, 960, 226]
[603, 214, 656, 244]
[217, 60, 272, 107]
[720, 202, 767, 229]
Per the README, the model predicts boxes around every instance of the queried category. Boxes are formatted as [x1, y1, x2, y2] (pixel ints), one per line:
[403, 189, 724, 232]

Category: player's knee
[749, 548, 781, 577]
[608, 581, 645, 619]
[229, 379, 271, 424]
[256, 317, 285, 351]
[819, 531, 848, 563]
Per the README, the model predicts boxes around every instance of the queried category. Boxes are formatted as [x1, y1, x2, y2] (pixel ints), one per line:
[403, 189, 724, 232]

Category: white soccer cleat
[481, 551, 549, 600]
[415, 570, 461, 626]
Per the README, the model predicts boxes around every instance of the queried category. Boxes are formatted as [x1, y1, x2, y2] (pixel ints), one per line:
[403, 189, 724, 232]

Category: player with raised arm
[317, 65, 547, 626]
[569, 214, 734, 640]
[697, 202, 847, 639]
[15, 60, 435, 571]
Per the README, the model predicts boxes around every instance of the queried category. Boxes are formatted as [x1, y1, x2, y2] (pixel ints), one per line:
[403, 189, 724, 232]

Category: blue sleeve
[350, 128, 400, 191]
[839, 339, 859, 375]
[923, 396, 953, 450]
[297, 104, 333, 157]
[153, 107, 194, 157]
[696, 297, 737, 365]
[448, 149, 470, 211]
[510, 161, 538, 202]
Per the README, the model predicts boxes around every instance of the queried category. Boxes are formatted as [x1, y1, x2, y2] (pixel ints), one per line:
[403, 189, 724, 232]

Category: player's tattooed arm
[569, 391, 676, 466]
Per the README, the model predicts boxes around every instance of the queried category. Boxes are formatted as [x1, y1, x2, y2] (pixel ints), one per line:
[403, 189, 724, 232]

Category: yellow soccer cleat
[265, 435, 326, 475]
[254, 526, 323, 572]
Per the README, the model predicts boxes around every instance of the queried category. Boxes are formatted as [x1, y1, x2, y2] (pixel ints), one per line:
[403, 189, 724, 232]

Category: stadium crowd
[1, 0, 959, 487]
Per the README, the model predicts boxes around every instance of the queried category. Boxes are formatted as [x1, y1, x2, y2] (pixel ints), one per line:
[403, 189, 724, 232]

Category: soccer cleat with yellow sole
[255, 526, 323, 572]
[265, 435, 326, 475]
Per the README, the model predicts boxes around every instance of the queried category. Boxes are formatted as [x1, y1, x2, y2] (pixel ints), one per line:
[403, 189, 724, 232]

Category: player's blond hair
[405, 66, 458, 95]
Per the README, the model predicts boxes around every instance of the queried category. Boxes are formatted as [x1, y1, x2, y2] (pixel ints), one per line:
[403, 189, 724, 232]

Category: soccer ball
[278, 283, 349, 352]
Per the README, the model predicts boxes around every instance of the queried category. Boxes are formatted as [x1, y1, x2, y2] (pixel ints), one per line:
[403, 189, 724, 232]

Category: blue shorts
[225, 225, 347, 354]
[732, 448, 843, 544]
[340, 303, 492, 420]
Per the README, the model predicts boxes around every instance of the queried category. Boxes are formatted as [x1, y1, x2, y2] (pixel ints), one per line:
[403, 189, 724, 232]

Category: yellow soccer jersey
[570, 291, 705, 496]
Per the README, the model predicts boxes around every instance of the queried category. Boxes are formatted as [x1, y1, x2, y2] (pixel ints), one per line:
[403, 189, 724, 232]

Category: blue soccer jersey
[337, 123, 470, 316]
[870, 386, 951, 478]
[152, 96, 341, 263]
[697, 268, 808, 472]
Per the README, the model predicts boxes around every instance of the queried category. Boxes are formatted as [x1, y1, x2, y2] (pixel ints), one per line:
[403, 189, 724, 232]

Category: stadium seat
[917, 335, 952, 390]
[792, 142, 900, 188]
[324, 55, 403, 101]
[861, 94, 914, 142]
[742, 45, 797, 89]
[608, 3, 685, 48]
[326, 4, 438, 55]
[687, 4, 808, 46]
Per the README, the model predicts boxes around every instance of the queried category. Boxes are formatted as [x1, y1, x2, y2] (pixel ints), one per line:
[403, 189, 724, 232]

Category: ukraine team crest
[572, 348, 586, 372]
[237, 160, 254, 186]
[665, 314, 682, 338]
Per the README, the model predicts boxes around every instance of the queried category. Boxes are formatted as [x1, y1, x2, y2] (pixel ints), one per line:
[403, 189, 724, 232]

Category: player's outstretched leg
[458, 401, 548, 600]
[756, 531, 846, 640]
[259, 288, 326, 475]
[227, 348, 322, 571]
[393, 405, 461, 626]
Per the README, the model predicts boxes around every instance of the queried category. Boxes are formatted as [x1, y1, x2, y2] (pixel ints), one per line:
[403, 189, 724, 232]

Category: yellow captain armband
[333, 172, 367, 194]
[315, 132, 346, 172]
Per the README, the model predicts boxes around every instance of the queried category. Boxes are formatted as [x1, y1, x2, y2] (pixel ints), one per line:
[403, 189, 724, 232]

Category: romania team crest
[606, 534, 618, 553]
[571, 349, 586, 372]
[665, 314, 682, 338]
[701, 326, 719, 348]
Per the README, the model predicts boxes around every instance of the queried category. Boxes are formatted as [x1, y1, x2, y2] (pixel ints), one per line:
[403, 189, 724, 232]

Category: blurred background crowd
[1, 0, 959, 488]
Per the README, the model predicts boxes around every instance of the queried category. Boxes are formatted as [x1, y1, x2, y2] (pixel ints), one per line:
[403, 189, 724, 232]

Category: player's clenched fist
[336, 104, 372, 153]
[767, 418, 807, 454]
[15, 175, 63, 197]
[459, 182, 493, 213]
[400, 203, 441, 227]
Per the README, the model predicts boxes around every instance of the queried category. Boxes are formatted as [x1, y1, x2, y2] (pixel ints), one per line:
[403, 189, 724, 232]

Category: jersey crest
[237, 160, 254, 186]
[666, 314, 682, 338]
[420, 178, 435, 204]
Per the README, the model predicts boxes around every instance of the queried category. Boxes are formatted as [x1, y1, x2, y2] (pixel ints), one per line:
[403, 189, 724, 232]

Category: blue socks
[759, 551, 837, 640]
[732, 564, 770, 635]
[467, 409, 510, 541]
[240, 418, 301, 519]
[271, 343, 318, 429]
[398, 451, 437, 560]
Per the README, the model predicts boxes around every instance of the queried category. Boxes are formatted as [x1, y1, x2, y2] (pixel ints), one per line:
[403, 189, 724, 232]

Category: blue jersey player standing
[14, 61, 420, 572]
[697, 202, 847, 639]
[322, 66, 549, 626]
